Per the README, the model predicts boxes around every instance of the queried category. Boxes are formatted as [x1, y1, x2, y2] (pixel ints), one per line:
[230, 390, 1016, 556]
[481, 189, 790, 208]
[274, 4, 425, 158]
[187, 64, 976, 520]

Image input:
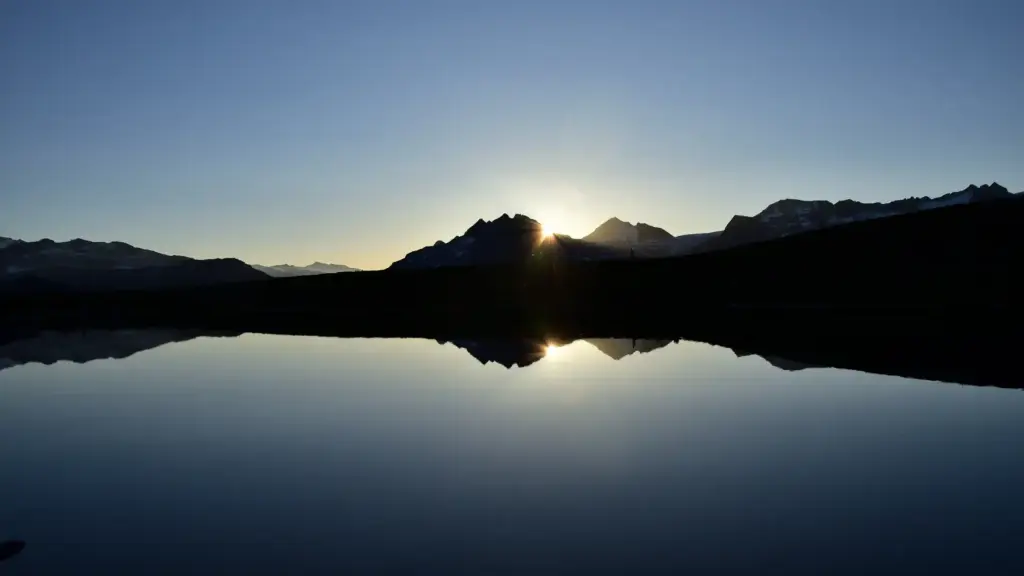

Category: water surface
[2, 333, 1022, 574]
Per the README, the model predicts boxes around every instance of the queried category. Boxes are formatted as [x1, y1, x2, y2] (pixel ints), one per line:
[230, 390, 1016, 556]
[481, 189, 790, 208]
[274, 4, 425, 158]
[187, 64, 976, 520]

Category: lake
[2, 332, 1023, 574]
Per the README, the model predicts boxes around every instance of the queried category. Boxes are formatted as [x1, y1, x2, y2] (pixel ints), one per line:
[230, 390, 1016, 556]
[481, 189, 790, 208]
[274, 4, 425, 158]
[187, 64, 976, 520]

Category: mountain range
[251, 262, 359, 277]
[698, 182, 1016, 253]
[387, 182, 1018, 270]
[0, 237, 358, 292]
[0, 329, 965, 387]
[2, 182, 1018, 291]
[0, 329, 240, 371]
[0, 237, 267, 293]
[0, 328, 810, 375]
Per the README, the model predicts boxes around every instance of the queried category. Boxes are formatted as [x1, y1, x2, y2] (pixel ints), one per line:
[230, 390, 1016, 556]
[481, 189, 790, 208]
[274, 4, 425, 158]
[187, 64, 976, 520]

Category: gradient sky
[2, 0, 1021, 269]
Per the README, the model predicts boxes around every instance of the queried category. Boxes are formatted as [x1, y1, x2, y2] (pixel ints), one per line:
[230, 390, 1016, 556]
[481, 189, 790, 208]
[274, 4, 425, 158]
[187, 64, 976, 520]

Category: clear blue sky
[2, 0, 1021, 269]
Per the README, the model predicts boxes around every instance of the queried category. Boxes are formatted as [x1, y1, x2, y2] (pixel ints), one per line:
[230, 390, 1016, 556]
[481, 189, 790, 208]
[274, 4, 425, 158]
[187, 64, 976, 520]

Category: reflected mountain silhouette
[440, 338, 674, 368]
[0, 329, 240, 372]
[426, 336, 1020, 389]
[731, 349, 822, 371]
[0, 328, 1016, 389]
[442, 338, 823, 372]
[439, 338, 551, 368]
[585, 338, 677, 360]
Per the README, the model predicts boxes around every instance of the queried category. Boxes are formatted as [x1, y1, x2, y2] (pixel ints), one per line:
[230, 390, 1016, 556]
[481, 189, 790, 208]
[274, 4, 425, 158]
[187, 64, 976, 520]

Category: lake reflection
[1, 332, 1023, 574]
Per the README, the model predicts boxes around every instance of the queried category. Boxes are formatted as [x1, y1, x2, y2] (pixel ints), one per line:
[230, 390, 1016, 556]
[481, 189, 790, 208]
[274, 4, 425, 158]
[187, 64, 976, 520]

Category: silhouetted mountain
[389, 214, 629, 269]
[0, 329, 240, 372]
[700, 182, 1016, 252]
[0, 237, 269, 291]
[584, 338, 676, 360]
[2, 258, 268, 292]
[390, 214, 544, 269]
[1, 237, 189, 271]
[390, 214, 726, 269]
[253, 262, 359, 277]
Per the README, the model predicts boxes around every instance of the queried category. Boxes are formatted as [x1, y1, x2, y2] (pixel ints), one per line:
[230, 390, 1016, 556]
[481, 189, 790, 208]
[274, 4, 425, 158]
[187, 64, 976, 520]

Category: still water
[1, 332, 1023, 574]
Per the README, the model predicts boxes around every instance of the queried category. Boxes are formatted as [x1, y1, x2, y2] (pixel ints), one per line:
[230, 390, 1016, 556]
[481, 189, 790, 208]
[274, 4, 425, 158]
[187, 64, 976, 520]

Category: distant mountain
[253, 262, 359, 277]
[1, 237, 188, 272]
[0, 237, 268, 292]
[699, 182, 1016, 253]
[0, 329, 240, 372]
[583, 218, 674, 244]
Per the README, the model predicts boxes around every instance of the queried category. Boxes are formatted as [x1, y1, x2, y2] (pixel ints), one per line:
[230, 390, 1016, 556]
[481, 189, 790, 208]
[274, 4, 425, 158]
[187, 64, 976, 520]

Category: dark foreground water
[1, 332, 1023, 574]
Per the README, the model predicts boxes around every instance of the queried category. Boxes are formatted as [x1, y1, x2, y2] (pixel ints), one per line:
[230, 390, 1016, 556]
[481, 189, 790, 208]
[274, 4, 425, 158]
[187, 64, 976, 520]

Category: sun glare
[540, 223, 554, 238]
[545, 343, 561, 356]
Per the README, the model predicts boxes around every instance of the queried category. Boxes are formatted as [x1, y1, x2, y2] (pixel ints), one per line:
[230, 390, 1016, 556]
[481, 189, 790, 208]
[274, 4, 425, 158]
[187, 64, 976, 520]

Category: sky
[1, 0, 1022, 270]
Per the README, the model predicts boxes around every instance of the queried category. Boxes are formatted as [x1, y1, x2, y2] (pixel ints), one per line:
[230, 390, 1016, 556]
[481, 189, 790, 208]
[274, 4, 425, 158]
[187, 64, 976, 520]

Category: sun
[540, 223, 555, 238]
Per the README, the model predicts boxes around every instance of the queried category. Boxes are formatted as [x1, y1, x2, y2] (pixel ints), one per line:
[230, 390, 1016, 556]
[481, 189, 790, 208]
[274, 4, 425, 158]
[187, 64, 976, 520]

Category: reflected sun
[545, 343, 561, 357]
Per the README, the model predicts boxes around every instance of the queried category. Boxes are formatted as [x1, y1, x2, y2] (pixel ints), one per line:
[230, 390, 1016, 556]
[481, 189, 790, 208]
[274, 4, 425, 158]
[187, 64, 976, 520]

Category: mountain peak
[464, 213, 541, 236]
[391, 214, 548, 270]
